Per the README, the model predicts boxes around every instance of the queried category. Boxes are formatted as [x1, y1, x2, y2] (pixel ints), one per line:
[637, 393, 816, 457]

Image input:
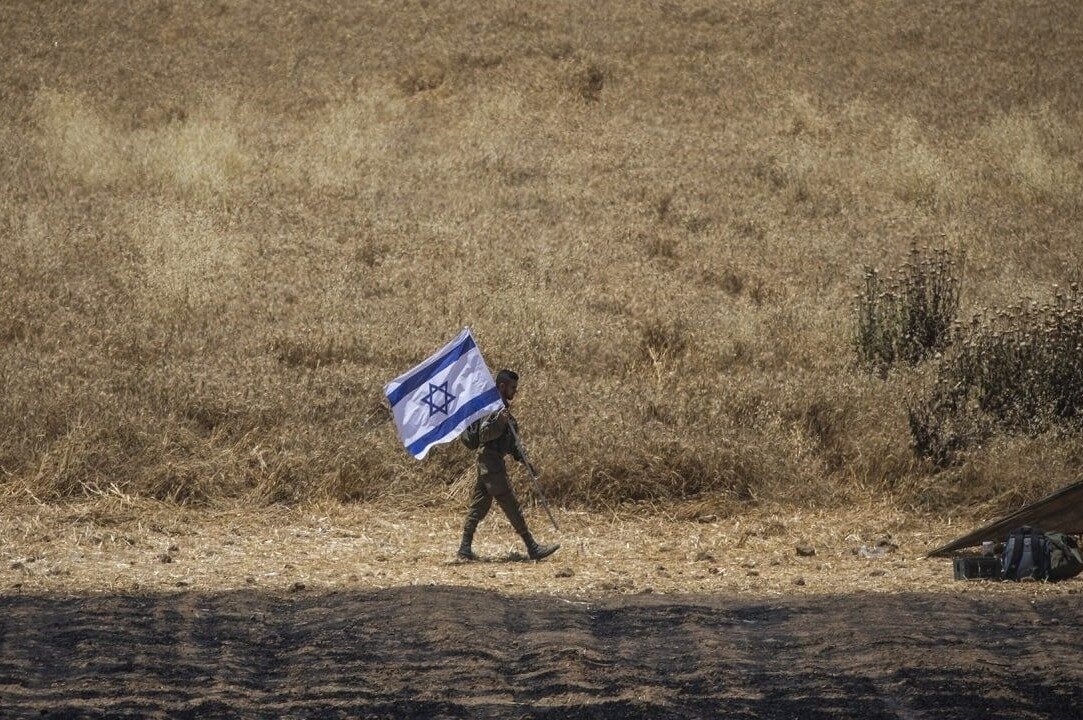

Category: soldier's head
[495, 368, 518, 403]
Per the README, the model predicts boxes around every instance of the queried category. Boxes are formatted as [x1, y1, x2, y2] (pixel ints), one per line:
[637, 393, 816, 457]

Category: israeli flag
[384, 328, 504, 459]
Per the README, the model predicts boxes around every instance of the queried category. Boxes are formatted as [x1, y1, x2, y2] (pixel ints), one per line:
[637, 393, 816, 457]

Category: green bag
[1044, 532, 1083, 582]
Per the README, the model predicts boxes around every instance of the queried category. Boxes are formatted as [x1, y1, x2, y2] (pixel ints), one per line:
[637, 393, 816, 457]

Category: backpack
[1001, 527, 1083, 582]
[460, 420, 481, 450]
[1045, 531, 1083, 582]
[1001, 527, 1049, 581]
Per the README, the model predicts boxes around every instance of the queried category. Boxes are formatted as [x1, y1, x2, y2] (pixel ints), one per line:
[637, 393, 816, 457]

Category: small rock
[876, 535, 899, 551]
[694, 551, 715, 562]
[554, 567, 574, 578]
[857, 545, 888, 559]
[770, 559, 781, 567]
[175, 579, 190, 587]
[747, 569, 760, 577]
[291, 582, 306, 592]
[640, 586, 654, 594]
[697, 514, 718, 523]
[743, 560, 757, 569]
[793, 577, 806, 586]
[869, 569, 886, 577]
[158, 554, 173, 564]
[796, 545, 816, 557]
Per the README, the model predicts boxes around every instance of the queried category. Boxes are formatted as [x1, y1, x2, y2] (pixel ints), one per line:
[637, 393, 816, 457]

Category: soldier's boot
[521, 532, 559, 561]
[457, 528, 478, 561]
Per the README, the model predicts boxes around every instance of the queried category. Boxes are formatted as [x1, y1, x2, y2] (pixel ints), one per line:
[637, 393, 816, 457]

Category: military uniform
[459, 410, 557, 560]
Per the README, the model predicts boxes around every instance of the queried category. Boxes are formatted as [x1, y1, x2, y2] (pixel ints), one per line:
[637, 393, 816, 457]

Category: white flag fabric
[383, 328, 504, 459]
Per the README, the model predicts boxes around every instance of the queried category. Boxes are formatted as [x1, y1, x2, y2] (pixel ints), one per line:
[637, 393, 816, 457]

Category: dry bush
[910, 287, 1083, 465]
[854, 246, 963, 373]
[567, 61, 607, 102]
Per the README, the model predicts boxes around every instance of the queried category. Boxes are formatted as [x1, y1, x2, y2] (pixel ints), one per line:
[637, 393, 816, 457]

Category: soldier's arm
[506, 417, 527, 463]
[478, 412, 507, 443]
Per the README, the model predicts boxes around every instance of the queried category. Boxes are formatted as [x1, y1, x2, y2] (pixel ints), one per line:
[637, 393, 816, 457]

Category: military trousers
[463, 472, 528, 536]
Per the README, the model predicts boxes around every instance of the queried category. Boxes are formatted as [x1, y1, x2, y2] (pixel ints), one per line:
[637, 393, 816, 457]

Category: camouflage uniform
[462, 411, 529, 537]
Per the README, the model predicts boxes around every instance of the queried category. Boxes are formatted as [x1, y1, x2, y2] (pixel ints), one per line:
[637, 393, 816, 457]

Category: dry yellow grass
[4, 496, 1080, 599]
[2, 1, 1083, 518]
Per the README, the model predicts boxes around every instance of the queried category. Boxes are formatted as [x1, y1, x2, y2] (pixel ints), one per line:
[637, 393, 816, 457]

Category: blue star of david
[421, 381, 456, 417]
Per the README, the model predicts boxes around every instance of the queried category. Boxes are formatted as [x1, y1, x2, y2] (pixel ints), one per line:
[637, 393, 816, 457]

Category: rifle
[507, 421, 560, 532]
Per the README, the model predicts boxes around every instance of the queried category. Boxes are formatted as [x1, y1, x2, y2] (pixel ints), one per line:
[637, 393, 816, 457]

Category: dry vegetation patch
[2, 1, 1083, 518]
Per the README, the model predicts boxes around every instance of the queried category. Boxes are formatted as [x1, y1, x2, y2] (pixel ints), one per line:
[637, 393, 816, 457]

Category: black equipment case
[953, 556, 1001, 580]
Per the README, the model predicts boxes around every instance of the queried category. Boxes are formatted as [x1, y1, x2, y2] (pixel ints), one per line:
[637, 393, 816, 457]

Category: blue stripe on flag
[385, 333, 477, 408]
[406, 387, 502, 458]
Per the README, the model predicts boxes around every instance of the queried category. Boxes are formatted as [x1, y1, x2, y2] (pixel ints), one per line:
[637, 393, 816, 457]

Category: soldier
[458, 369, 560, 562]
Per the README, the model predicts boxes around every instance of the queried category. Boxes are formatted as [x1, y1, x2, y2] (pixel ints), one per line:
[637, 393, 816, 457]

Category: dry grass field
[2, 0, 1083, 514]
[4, 2, 1083, 717]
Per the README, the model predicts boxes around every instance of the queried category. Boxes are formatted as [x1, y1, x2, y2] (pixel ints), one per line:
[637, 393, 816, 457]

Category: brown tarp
[927, 478, 1083, 557]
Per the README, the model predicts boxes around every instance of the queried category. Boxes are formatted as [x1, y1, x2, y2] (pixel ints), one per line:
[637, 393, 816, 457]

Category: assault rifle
[507, 421, 560, 532]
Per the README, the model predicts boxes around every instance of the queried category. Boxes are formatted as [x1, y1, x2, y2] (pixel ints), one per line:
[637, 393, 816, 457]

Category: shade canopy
[927, 478, 1083, 557]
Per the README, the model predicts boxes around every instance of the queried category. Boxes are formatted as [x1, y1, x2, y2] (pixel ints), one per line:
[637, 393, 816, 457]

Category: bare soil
[1, 501, 1082, 718]
[1, 587, 1081, 719]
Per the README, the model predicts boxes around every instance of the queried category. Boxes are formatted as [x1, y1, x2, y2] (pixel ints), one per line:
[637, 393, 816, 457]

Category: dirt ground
[1, 501, 1082, 718]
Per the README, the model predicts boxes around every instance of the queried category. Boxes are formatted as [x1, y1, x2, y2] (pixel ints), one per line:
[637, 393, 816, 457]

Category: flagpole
[507, 421, 560, 532]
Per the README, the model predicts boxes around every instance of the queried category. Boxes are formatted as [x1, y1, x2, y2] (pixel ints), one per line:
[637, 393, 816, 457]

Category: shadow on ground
[0, 587, 1079, 719]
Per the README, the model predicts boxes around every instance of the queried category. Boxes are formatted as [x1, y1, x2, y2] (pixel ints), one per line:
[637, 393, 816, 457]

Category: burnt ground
[0, 587, 1080, 719]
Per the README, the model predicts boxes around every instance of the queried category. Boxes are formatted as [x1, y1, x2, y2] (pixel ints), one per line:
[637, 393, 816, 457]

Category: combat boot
[457, 529, 478, 561]
[521, 532, 559, 561]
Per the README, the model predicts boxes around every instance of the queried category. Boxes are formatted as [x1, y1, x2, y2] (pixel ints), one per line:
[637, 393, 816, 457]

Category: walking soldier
[458, 369, 560, 561]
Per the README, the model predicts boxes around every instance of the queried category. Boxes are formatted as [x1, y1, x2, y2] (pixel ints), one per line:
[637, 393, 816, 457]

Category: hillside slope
[1, 1, 1082, 509]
